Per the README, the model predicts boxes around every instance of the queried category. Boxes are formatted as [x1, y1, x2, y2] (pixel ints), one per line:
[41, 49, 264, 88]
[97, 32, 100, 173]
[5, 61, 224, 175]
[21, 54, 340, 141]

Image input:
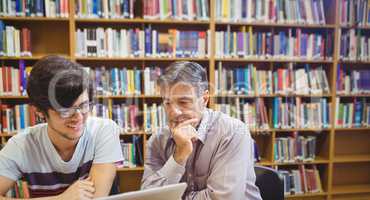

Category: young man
[141, 61, 262, 200]
[0, 56, 123, 199]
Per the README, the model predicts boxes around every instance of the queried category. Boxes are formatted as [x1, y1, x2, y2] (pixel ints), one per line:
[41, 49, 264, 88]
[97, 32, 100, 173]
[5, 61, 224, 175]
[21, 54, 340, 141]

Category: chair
[254, 165, 284, 200]
[109, 176, 120, 195]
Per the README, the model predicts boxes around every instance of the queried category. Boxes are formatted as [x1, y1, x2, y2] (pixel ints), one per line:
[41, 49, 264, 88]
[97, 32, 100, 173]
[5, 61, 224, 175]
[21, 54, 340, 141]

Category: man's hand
[170, 118, 199, 166]
[57, 177, 95, 200]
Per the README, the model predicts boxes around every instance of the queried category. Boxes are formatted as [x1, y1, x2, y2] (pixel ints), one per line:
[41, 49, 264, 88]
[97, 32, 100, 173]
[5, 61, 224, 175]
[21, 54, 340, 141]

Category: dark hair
[157, 61, 208, 96]
[26, 55, 94, 115]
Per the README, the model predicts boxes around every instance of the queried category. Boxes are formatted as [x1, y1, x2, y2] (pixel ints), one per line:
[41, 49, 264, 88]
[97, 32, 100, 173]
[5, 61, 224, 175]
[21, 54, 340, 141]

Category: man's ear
[34, 107, 46, 120]
[202, 90, 210, 106]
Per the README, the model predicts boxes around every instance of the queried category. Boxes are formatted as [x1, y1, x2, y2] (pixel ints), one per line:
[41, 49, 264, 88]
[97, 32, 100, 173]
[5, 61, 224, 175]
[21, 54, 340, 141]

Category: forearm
[141, 156, 185, 189]
[0, 195, 60, 200]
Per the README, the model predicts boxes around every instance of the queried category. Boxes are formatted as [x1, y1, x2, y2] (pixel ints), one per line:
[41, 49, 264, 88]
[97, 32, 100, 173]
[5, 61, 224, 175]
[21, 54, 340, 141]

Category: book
[279, 164, 323, 195]
[76, 27, 210, 58]
[215, 26, 333, 60]
[216, 0, 327, 25]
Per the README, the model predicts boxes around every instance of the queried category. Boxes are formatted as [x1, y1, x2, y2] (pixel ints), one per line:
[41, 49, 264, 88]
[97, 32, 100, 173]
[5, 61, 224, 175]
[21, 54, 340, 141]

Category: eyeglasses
[56, 102, 94, 119]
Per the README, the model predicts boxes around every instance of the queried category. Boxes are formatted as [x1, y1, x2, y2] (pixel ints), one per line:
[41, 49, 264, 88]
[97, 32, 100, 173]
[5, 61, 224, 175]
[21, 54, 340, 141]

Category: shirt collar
[196, 109, 210, 144]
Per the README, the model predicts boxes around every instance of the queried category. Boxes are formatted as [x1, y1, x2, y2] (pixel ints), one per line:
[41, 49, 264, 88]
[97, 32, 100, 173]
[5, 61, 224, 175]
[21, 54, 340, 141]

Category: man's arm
[0, 175, 94, 200]
[89, 163, 116, 197]
[141, 119, 200, 189]
[184, 126, 261, 200]
[141, 136, 186, 189]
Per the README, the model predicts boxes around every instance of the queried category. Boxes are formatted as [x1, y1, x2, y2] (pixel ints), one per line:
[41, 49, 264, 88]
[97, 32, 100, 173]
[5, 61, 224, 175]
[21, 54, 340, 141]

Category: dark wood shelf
[216, 21, 335, 29]
[116, 167, 144, 172]
[215, 58, 333, 63]
[0, 16, 69, 21]
[75, 18, 210, 25]
[76, 57, 210, 61]
[332, 184, 370, 195]
[285, 192, 328, 198]
[333, 155, 370, 163]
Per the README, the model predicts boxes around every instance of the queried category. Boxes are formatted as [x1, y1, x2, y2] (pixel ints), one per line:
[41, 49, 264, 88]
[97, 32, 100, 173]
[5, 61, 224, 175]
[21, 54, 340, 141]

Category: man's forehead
[161, 82, 196, 95]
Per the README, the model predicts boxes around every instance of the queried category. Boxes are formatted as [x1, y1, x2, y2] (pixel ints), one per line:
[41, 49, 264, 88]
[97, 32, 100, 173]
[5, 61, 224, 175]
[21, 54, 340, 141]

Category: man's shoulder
[207, 109, 250, 139]
[208, 109, 246, 130]
[2, 123, 47, 154]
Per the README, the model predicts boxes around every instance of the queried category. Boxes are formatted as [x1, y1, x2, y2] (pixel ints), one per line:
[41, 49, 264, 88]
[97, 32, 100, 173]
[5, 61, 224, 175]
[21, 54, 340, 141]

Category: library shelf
[75, 57, 210, 61]
[216, 21, 335, 29]
[285, 192, 328, 198]
[117, 167, 144, 172]
[273, 128, 331, 132]
[96, 95, 162, 99]
[272, 158, 330, 166]
[333, 155, 370, 163]
[215, 58, 333, 63]
[0, 96, 28, 99]
[75, 18, 210, 25]
[331, 184, 370, 195]
[334, 127, 370, 131]
[0, 17, 69, 21]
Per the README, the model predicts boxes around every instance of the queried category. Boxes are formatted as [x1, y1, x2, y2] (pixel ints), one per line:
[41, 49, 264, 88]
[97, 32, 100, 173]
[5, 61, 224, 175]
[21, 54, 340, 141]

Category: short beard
[48, 123, 84, 141]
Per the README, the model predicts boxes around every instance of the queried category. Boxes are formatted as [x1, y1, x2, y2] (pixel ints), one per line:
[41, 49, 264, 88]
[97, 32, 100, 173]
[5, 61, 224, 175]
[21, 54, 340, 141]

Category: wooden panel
[334, 132, 370, 156]
[118, 171, 143, 193]
[332, 193, 370, 200]
[332, 163, 370, 186]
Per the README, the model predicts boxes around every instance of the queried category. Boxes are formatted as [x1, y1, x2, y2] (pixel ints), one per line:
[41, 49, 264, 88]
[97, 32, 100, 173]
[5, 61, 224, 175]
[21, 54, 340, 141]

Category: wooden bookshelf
[215, 21, 336, 29]
[1, 0, 370, 199]
[75, 18, 210, 25]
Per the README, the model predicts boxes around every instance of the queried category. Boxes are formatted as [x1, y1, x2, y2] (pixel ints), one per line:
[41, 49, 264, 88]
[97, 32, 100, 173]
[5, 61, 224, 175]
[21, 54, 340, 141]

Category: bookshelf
[1, 0, 370, 199]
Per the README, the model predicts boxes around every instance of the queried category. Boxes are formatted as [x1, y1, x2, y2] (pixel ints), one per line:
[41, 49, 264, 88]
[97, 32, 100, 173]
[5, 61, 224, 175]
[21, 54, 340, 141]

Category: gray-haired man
[141, 61, 262, 200]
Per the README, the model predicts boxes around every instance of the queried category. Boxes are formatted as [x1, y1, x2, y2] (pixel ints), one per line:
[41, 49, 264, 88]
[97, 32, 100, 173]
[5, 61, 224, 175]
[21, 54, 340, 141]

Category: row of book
[339, 0, 370, 26]
[89, 66, 162, 96]
[215, 63, 330, 95]
[0, 61, 31, 96]
[339, 29, 370, 61]
[215, 27, 333, 60]
[274, 133, 316, 163]
[335, 97, 370, 128]
[75, 27, 210, 58]
[272, 97, 331, 129]
[215, 98, 270, 131]
[215, 0, 327, 25]
[0, 21, 32, 57]
[279, 165, 323, 195]
[91, 102, 167, 133]
[75, 0, 135, 19]
[143, 103, 167, 132]
[119, 136, 143, 168]
[4, 180, 30, 198]
[0, 0, 69, 17]
[337, 67, 370, 95]
[143, 0, 209, 21]
[0, 104, 39, 133]
[91, 103, 140, 132]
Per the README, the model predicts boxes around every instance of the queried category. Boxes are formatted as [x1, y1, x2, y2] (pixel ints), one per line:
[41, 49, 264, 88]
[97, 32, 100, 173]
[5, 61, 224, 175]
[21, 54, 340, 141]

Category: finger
[175, 118, 199, 129]
[80, 179, 94, 186]
[80, 183, 95, 193]
[82, 189, 94, 199]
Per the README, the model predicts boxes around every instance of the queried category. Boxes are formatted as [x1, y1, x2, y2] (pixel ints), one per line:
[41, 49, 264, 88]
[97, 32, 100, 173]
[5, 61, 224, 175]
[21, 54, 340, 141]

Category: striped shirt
[0, 117, 123, 197]
[141, 109, 262, 200]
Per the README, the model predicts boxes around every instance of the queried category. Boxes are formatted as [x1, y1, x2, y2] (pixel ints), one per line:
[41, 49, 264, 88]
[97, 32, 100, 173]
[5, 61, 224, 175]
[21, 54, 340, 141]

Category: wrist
[173, 149, 189, 166]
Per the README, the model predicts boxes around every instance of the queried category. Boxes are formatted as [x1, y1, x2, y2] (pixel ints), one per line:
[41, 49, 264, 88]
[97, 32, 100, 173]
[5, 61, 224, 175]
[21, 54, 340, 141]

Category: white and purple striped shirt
[0, 117, 123, 197]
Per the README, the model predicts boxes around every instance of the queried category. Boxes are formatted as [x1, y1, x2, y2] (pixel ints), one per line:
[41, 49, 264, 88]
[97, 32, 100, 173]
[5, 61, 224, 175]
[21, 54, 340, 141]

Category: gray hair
[158, 61, 208, 96]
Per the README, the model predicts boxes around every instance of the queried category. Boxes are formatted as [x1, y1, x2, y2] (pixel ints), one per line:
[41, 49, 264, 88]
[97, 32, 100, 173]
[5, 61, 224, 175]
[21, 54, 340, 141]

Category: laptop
[95, 183, 187, 200]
